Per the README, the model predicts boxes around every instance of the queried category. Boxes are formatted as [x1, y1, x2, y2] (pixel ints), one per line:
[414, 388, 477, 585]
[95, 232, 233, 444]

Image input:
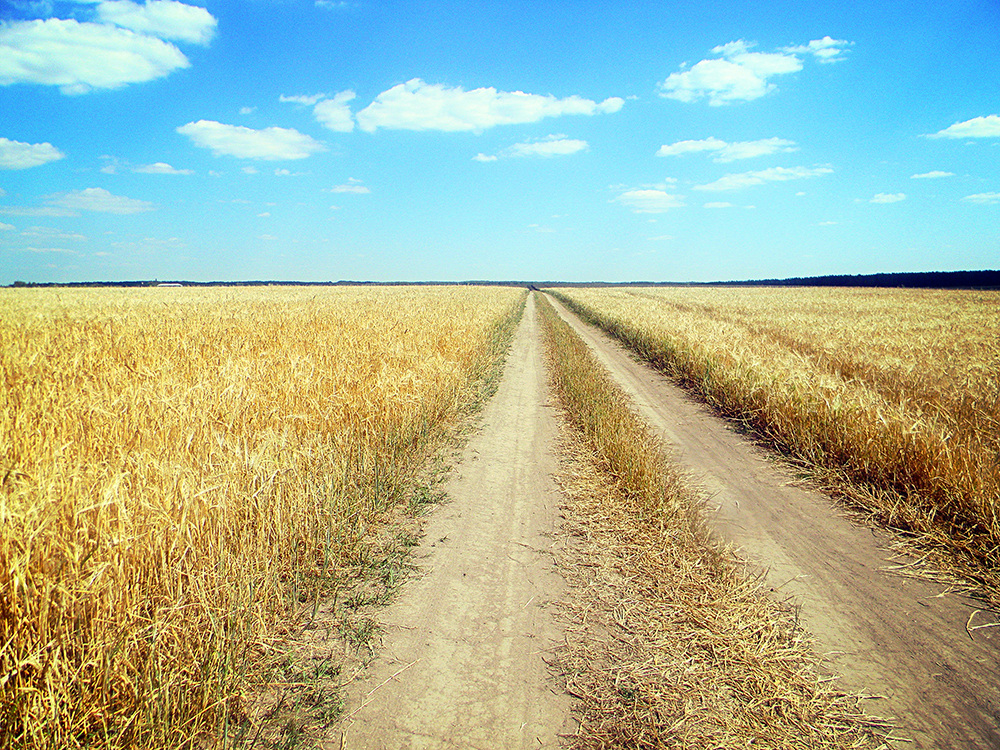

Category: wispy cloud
[962, 192, 1000, 204]
[694, 166, 833, 191]
[47, 187, 154, 214]
[910, 171, 955, 179]
[782, 36, 853, 64]
[329, 178, 370, 194]
[475, 135, 588, 161]
[354, 78, 623, 133]
[870, 192, 906, 203]
[657, 136, 797, 162]
[615, 189, 685, 213]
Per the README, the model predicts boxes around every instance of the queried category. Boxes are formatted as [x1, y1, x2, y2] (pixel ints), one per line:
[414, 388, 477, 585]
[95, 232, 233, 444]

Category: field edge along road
[543, 291, 1000, 750]
[334, 292, 577, 749]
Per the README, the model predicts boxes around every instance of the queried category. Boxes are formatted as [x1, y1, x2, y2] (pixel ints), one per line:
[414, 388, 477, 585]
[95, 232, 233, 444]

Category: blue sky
[1, 0, 998, 283]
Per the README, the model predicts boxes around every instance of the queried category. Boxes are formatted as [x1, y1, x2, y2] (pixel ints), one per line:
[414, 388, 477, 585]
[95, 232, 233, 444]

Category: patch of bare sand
[546, 293, 1000, 750]
[332, 294, 576, 749]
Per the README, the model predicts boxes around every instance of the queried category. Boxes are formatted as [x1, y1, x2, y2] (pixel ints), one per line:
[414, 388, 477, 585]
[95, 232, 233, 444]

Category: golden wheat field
[551, 286, 1000, 590]
[0, 285, 524, 749]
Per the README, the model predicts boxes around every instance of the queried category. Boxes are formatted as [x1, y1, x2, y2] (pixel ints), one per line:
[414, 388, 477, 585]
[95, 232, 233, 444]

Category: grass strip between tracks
[537, 293, 887, 749]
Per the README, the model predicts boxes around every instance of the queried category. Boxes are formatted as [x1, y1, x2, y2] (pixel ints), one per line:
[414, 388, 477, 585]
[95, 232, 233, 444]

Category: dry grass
[0, 285, 525, 749]
[550, 286, 1000, 602]
[537, 294, 887, 749]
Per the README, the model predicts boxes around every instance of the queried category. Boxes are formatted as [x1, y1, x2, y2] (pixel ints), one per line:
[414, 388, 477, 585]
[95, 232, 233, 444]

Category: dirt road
[546, 293, 1000, 749]
[335, 294, 576, 749]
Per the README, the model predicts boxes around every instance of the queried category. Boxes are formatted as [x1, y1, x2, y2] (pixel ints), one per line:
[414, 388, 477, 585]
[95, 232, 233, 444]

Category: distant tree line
[7, 270, 1000, 290]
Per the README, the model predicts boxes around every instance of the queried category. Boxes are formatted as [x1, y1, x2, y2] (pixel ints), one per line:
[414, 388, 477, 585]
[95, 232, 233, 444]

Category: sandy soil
[546, 293, 1000, 750]
[333, 294, 576, 749]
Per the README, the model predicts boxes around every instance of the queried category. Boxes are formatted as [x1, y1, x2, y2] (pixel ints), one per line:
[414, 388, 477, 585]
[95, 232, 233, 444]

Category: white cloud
[870, 192, 906, 203]
[477, 135, 588, 161]
[0, 137, 65, 169]
[257, 211, 270, 217]
[615, 189, 685, 213]
[659, 40, 803, 105]
[818, 220, 838, 225]
[656, 136, 796, 162]
[0, 221, 14, 230]
[329, 181, 370, 194]
[21, 226, 87, 240]
[656, 137, 727, 157]
[239, 106, 256, 115]
[176, 120, 327, 160]
[354, 78, 623, 132]
[313, 91, 356, 132]
[242, 166, 258, 174]
[95, 1, 217, 45]
[27, 246, 76, 254]
[911, 170, 955, 179]
[0, 206, 78, 217]
[962, 192, 1000, 204]
[134, 161, 192, 174]
[695, 165, 833, 191]
[0, 18, 190, 94]
[281, 93, 329, 105]
[704, 201, 732, 208]
[782, 36, 853, 64]
[926, 115, 1000, 139]
[47, 187, 154, 213]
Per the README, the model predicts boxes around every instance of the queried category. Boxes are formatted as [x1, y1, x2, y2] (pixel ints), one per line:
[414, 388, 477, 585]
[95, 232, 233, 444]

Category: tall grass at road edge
[550, 287, 1000, 602]
[1, 287, 525, 750]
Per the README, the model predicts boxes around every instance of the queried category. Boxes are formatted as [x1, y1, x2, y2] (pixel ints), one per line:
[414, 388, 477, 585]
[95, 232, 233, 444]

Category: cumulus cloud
[615, 189, 685, 213]
[313, 91, 356, 132]
[95, 0, 217, 45]
[870, 192, 906, 203]
[476, 135, 588, 161]
[0, 137, 65, 169]
[659, 37, 849, 105]
[782, 36, 853, 63]
[695, 165, 833, 191]
[0, 18, 190, 94]
[0, 2, 216, 94]
[354, 78, 623, 132]
[134, 161, 192, 174]
[926, 115, 1000, 139]
[659, 40, 802, 105]
[657, 136, 797, 162]
[911, 171, 955, 179]
[962, 192, 1000, 204]
[177, 120, 327, 160]
[47, 187, 154, 213]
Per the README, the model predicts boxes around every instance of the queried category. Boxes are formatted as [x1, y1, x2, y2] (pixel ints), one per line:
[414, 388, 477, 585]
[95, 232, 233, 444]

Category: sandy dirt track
[334, 294, 575, 749]
[546, 293, 1000, 749]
